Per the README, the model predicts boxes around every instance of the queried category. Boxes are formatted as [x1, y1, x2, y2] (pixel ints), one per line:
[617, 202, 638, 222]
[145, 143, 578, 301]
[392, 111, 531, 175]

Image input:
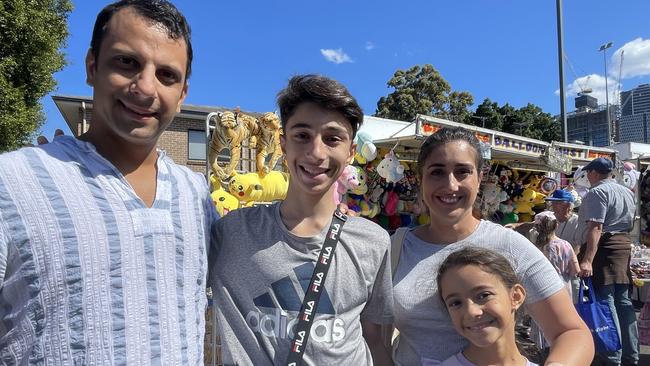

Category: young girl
[531, 211, 580, 350]
[534, 211, 579, 299]
[434, 247, 536, 366]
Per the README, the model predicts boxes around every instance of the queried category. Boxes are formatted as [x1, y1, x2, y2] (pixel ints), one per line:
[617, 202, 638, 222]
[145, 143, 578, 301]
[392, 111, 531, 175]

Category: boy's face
[85, 7, 188, 148]
[280, 102, 355, 199]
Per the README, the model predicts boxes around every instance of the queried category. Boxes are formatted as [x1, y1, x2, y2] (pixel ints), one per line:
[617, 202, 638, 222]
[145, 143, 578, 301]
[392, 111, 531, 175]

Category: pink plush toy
[332, 165, 359, 204]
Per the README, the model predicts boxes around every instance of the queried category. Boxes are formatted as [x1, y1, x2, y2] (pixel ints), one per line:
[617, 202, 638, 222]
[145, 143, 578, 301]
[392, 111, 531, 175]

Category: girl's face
[439, 264, 525, 349]
[420, 141, 482, 230]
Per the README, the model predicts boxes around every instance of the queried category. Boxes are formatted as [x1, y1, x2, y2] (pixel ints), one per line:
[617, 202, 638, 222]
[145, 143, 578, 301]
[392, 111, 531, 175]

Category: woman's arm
[527, 289, 593, 365]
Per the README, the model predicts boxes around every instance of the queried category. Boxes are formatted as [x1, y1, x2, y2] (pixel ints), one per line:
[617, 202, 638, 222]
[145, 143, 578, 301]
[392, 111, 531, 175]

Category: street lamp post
[556, 0, 568, 142]
[599, 41, 613, 145]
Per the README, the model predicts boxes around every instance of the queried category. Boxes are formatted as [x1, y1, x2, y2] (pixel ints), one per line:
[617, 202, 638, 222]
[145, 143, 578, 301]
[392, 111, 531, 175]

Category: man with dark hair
[577, 157, 639, 366]
[209, 74, 393, 365]
[0, 1, 216, 364]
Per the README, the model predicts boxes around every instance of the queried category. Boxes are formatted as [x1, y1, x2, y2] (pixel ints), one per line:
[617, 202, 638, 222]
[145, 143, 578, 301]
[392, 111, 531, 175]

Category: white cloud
[561, 73, 620, 106]
[365, 41, 375, 51]
[610, 38, 650, 79]
[320, 48, 353, 64]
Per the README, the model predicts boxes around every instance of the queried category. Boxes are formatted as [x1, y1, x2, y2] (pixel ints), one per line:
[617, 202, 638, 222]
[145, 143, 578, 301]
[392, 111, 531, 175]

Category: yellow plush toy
[514, 188, 543, 222]
[228, 171, 289, 204]
[211, 186, 240, 216]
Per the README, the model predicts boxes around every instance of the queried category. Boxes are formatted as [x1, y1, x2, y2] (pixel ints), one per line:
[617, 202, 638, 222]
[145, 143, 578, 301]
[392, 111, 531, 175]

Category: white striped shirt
[0, 136, 215, 365]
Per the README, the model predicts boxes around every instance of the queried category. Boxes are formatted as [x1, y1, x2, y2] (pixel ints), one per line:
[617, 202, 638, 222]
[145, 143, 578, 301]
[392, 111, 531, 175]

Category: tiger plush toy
[254, 112, 283, 176]
[208, 110, 260, 180]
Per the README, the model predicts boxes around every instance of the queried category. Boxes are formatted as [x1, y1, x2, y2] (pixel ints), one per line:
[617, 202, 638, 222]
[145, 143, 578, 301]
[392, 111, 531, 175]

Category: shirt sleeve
[506, 231, 564, 304]
[0, 221, 9, 288]
[360, 239, 394, 325]
[581, 189, 607, 224]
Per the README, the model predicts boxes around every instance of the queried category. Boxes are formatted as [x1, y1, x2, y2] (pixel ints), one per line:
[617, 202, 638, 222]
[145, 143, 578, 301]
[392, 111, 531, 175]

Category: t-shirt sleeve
[581, 190, 607, 224]
[505, 231, 564, 304]
[360, 236, 394, 325]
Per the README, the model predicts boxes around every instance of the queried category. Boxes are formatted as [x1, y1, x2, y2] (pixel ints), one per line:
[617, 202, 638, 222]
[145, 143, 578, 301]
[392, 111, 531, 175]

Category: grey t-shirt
[577, 179, 635, 234]
[209, 203, 393, 365]
[392, 220, 564, 366]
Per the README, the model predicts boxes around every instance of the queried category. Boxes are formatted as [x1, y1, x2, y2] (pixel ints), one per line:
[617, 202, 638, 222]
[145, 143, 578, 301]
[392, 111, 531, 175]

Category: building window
[188, 129, 206, 160]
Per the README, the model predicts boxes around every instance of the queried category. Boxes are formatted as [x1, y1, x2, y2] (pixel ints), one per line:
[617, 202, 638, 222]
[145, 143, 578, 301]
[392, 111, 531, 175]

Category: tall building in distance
[566, 94, 614, 147]
[618, 84, 650, 143]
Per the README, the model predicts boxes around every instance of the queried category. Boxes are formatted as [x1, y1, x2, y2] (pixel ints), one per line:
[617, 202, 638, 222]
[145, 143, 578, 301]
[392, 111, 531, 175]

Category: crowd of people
[0, 0, 641, 365]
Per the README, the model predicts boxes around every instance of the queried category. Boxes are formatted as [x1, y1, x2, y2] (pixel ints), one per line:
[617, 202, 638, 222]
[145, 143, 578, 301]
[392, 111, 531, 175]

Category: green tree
[375, 64, 474, 123]
[0, 0, 72, 152]
[471, 101, 560, 142]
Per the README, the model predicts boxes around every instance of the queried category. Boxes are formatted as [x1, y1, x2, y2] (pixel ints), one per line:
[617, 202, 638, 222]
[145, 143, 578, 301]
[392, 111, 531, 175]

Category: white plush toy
[377, 151, 405, 183]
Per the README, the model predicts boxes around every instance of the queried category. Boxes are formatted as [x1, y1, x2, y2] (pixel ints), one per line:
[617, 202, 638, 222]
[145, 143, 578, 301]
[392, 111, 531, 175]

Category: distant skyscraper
[618, 84, 650, 143]
[566, 95, 613, 147]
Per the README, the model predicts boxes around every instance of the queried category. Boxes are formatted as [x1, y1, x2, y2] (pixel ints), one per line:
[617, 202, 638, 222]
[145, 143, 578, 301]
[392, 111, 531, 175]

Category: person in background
[389, 126, 593, 366]
[0, 1, 217, 363]
[578, 157, 639, 366]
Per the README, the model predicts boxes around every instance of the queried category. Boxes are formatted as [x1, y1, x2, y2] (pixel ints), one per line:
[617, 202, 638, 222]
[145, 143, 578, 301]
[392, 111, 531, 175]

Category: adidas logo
[246, 262, 346, 343]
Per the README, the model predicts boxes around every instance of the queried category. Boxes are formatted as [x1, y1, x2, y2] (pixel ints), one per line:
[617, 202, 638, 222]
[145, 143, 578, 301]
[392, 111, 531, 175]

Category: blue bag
[575, 278, 621, 353]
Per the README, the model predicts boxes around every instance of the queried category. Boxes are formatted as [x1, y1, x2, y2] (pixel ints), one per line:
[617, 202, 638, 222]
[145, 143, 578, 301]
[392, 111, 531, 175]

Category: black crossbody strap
[285, 209, 348, 366]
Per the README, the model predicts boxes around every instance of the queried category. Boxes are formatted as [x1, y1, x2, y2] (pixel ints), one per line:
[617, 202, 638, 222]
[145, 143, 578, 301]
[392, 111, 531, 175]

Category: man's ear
[176, 81, 189, 113]
[510, 284, 526, 310]
[85, 49, 96, 87]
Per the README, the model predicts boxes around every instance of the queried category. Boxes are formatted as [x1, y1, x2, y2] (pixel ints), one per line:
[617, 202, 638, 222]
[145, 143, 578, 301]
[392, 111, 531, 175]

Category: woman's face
[419, 140, 482, 230]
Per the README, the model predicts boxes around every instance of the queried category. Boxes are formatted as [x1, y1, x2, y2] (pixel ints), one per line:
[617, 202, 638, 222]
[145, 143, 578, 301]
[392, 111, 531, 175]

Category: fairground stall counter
[354, 114, 616, 232]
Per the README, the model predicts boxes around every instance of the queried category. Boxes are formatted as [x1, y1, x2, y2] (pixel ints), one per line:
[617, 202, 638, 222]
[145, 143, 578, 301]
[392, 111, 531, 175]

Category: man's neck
[279, 186, 338, 237]
[80, 129, 158, 175]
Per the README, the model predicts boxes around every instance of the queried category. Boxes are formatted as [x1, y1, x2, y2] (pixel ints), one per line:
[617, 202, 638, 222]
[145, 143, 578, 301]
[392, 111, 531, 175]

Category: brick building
[53, 95, 261, 176]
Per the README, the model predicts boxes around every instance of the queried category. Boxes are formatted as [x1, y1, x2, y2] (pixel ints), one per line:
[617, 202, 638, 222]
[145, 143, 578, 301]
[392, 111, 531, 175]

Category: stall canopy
[361, 114, 616, 171]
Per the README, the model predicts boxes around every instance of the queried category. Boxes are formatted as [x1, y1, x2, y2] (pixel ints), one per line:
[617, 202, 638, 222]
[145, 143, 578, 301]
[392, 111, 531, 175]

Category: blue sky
[41, 0, 650, 138]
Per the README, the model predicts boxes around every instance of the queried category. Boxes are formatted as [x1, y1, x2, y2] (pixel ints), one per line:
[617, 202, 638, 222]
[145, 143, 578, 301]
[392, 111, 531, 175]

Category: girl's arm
[527, 289, 593, 365]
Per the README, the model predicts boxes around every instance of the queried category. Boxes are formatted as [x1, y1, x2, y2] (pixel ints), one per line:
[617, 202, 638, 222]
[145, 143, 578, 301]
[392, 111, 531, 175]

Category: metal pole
[603, 49, 611, 145]
[556, 0, 568, 142]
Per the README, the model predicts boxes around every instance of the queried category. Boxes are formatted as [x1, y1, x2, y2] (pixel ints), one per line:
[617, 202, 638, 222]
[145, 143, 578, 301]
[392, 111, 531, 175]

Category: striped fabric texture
[0, 136, 215, 365]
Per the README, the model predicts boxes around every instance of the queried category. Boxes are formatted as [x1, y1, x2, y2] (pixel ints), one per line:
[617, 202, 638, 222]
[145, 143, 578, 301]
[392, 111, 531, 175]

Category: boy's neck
[279, 185, 338, 237]
[462, 337, 526, 366]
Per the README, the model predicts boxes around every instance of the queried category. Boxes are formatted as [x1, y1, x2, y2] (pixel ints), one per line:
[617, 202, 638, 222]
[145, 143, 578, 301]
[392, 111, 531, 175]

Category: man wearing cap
[546, 189, 580, 246]
[577, 157, 638, 366]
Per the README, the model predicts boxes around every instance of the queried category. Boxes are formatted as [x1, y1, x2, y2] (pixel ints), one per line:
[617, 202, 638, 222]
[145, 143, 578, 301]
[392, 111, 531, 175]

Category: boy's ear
[510, 284, 526, 310]
[348, 143, 356, 165]
[280, 134, 286, 154]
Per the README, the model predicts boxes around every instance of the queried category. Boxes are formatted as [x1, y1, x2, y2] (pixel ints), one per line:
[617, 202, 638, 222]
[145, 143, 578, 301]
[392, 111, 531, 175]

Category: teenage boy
[209, 74, 393, 365]
[0, 1, 215, 364]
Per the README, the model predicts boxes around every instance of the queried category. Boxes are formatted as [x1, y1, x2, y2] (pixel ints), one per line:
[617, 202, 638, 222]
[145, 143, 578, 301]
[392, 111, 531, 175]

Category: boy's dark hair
[437, 247, 519, 302]
[416, 126, 484, 180]
[91, 0, 193, 80]
[276, 74, 363, 138]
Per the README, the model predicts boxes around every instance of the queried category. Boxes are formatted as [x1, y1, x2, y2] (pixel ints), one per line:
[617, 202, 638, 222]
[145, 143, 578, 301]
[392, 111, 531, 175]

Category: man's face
[550, 201, 571, 222]
[280, 102, 355, 198]
[586, 170, 603, 185]
[85, 8, 188, 147]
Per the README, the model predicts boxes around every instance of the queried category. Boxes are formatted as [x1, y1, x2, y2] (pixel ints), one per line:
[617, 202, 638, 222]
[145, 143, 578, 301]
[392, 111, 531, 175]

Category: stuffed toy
[332, 165, 360, 204]
[514, 188, 542, 222]
[208, 110, 260, 181]
[354, 131, 377, 164]
[345, 194, 379, 218]
[228, 171, 289, 204]
[622, 162, 641, 192]
[498, 199, 519, 225]
[377, 151, 405, 183]
[254, 112, 284, 177]
[382, 190, 399, 217]
[349, 166, 369, 195]
[572, 166, 591, 199]
[211, 186, 240, 216]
